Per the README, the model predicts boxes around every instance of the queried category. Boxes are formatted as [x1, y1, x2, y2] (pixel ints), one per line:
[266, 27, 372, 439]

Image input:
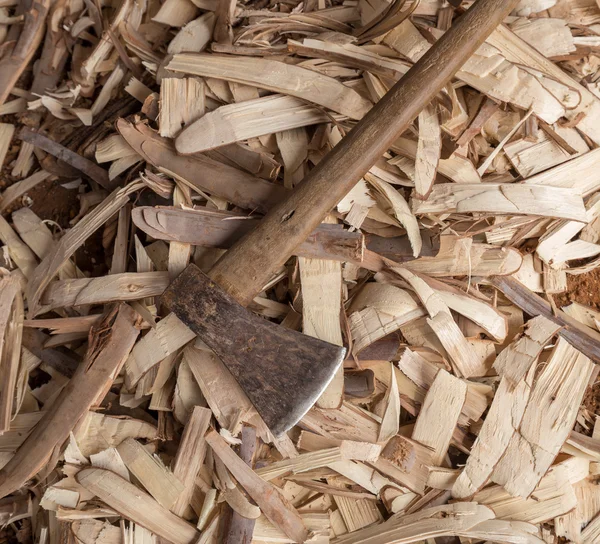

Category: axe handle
[209, 0, 519, 306]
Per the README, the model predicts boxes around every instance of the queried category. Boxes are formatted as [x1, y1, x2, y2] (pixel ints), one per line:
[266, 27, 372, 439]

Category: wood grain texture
[206, 0, 522, 305]
[77, 468, 199, 544]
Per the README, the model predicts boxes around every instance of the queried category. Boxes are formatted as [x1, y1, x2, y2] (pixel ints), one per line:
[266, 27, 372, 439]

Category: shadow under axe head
[160, 264, 346, 436]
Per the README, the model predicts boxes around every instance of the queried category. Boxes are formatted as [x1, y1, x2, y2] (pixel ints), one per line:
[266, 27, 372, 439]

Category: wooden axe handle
[209, 0, 519, 306]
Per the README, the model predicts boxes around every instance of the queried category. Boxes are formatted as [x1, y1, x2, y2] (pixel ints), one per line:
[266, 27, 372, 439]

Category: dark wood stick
[490, 276, 600, 363]
[18, 127, 116, 191]
[207, 0, 521, 306]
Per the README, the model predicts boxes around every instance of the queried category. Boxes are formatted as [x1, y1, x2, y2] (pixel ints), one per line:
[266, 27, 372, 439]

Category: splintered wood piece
[397, 350, 491, 426]
[423, 276, 508, 342]
[392, 268, 484, 377]
[76, 468, 199, 544]
[332, 503, 496, 544]
[253, 513, 330, 543]
[334, 492, 382, 532]
[405, 236, 523, 278]
[23, 315, 101, 335]
[0, 275, 23, 433]
[378, 364, 400, 442]
[41, 272, 170, 312]
[205, 429, 309, 543]
[472, 457, 586, 524]
[349, 286, 425, 356]
[159, 78, 205, 138]
[167, 54, 372, 120]
[524, 148, 600, 197]
[109, 206, 130, 275]
[491, 337, 595, 498]
[11, 208, 78, 280]
[299, 255, 344, 409]
[184, 343, 270, 439]
[452, 366, 536, 500]
[288, 38, 409, 78]
[491, 276, 600, 363]
[368, 175, 422, 258]
[414, 104, 441, 200]
[176, 94, 330, 154]
[124, 313, 195, 389]
[26, 182, 140, 317]
[74, 411, 158, 459]
[582, 513, 600, 544]
[370, 434, 435, 495]
[116, 438, 184, 510]
[168, 12, 215, 54]
[411, 183, 586, 221]
[171, 406, 212, 516]
[117, 119, 285, 214]
[411, 369, 466, 465]
[493, 315, 561, 386]
[0, 304, 140, 497]
[391, 137, 481, 184]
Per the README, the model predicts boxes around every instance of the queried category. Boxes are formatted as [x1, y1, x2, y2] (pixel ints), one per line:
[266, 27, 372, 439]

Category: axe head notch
[160, 264, 346, 436]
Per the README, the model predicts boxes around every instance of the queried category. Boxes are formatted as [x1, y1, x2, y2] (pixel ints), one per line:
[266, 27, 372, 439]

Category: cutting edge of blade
[268, 346, 347, 437]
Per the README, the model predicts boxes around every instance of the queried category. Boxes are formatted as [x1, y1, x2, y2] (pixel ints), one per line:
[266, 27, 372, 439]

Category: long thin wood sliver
[41, 272, 170, 311]
[171, 406, 212, 516]
[167, 54, 372, 121]
[0, 304, 140, 498]
[411, 369, 467, 465]
[176, 94, 331, 154]
[0, 276, 23, 434]
[414, 104, 441, 200]
[299, 255, 344, 409]
[205, 429, 309, 543]
[411, 183, 586, 221]
[116, 438, 184, 510]
[491, 276, 600, 363]
[18, 127, 115, 191]
[491, 337, 594, 497]
[76, 468, 199, 544]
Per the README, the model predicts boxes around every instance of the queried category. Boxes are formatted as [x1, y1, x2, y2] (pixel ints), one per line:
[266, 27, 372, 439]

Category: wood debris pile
[4, 0, 600, 542]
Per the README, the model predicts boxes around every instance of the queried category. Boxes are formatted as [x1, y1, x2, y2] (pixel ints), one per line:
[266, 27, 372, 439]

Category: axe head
[160, 264, 346, 436]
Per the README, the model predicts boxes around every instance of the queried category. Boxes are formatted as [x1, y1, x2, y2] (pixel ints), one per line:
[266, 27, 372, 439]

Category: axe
[160, 0, 519, 436]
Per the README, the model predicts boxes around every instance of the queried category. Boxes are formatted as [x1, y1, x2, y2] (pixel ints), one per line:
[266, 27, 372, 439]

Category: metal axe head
[160, 264, 346, 436]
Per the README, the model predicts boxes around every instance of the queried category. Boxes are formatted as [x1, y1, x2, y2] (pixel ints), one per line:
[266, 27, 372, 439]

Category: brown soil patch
[555, 268, 600, 311]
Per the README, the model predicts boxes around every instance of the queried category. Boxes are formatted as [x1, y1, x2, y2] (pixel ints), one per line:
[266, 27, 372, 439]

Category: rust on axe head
[160, 264, 346, 436]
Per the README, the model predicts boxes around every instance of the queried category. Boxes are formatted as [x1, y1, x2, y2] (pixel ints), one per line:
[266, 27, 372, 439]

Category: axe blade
[160, 264, 346, 436]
